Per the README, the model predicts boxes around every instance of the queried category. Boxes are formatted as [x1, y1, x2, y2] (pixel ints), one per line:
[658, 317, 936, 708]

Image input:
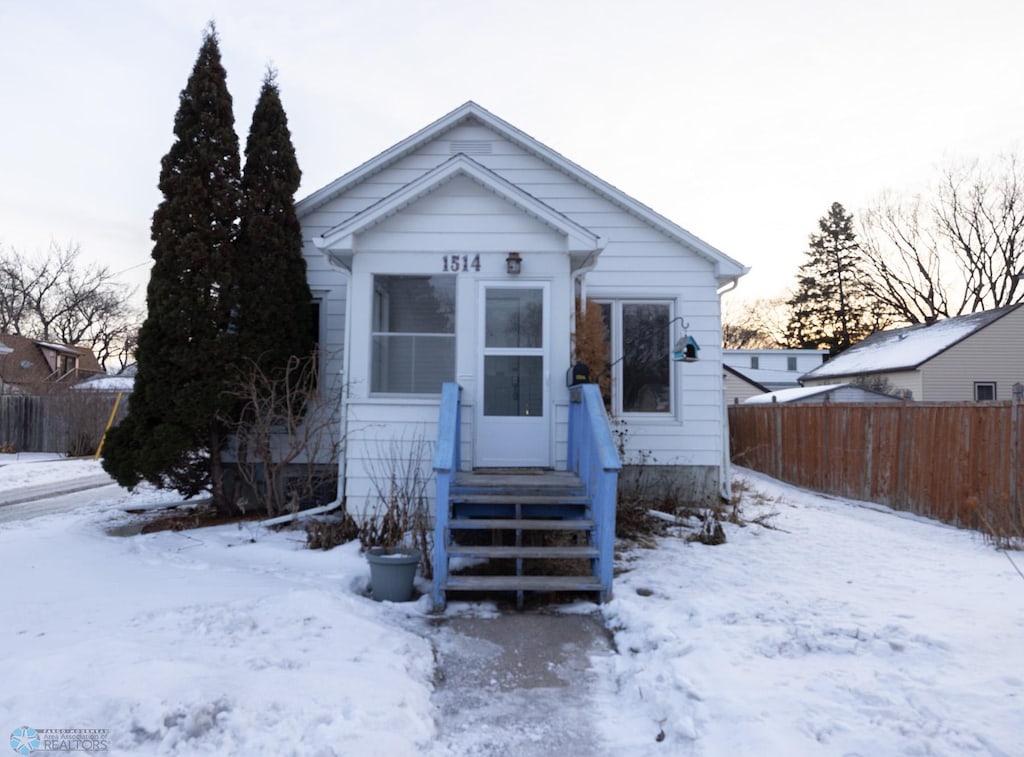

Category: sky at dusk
[2, 0, 1022, 307]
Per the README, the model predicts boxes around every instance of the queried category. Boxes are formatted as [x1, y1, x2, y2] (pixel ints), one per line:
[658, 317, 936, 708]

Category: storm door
[474, 284, 550, 467]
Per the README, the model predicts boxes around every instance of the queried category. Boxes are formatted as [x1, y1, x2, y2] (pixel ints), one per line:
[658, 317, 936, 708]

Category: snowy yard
[1, 456, 1021, 756]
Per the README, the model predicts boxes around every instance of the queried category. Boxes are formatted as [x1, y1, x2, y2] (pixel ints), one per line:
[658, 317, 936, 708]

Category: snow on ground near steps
[600, 467, 1024, 756]
[3, 458, 1024, 756]
[0, 499, 436, 756]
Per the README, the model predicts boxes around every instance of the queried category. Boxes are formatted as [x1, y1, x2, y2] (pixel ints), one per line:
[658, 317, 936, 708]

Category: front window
[594, 301, 672, 414]
[371, 275, 455, 394]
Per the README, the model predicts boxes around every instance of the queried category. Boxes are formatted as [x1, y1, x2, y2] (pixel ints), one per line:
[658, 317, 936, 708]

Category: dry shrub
[362, 435, 434, 579]
[305, 514, 359, 550]
[573, 297, 611, 402]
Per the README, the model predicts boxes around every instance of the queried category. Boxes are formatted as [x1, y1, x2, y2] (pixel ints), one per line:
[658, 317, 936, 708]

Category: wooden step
[450, 494, 590, 506]
[452, 471, 586, 498]
[444, 575, 604, 592]
[448, 518, 594, 531]
[446, 545, 598, 559]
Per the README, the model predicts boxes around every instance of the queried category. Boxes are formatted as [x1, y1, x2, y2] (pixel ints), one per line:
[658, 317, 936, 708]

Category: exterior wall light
[506, 252, 522, 275]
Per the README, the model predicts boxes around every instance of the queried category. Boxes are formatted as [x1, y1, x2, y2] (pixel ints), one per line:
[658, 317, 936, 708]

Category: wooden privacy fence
[0, 392, 128, 455]
[728, 402, 1023, 534]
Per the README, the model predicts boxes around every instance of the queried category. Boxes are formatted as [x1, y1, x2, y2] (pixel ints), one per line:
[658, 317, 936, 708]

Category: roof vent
[449, 140, 492, 155]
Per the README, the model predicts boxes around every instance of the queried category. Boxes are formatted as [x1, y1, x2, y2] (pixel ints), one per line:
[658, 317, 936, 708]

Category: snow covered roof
[743, 384, 850, 404]
[731, 366, 802, 389]
[723, 364, 770, 393]
[71, 375, 134, 392]
[803, 305, 1023, 380]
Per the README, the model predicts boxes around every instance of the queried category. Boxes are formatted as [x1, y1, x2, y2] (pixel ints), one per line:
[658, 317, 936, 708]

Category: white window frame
[370, 274, 456, 396]
[974, 381, 997, 401]
[595, 299, 674, 417]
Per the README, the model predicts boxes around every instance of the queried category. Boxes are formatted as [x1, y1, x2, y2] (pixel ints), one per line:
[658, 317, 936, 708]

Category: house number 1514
[441, 254, 481, 272]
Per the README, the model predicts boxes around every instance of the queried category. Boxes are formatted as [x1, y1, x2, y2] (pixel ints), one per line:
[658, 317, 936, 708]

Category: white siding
[302, 114, 732, 501]
[725, 349, 828, 373]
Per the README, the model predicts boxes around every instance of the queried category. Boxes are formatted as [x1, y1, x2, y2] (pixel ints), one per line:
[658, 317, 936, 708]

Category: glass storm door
[474, 284, 550, 467]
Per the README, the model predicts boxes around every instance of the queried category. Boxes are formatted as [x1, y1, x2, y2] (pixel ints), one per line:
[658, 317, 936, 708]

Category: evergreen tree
[102, 25, 242, 507]
[235, 69, 313, 377]
[785, 202, 874, 354]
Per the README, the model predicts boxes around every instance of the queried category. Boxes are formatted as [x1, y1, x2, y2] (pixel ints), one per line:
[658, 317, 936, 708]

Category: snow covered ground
[1, 456, 1021, 756]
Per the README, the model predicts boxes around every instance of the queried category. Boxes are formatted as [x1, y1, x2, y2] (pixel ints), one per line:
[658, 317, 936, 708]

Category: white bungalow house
[296, 102, 747, 606]
[801, 304, 1024, 401]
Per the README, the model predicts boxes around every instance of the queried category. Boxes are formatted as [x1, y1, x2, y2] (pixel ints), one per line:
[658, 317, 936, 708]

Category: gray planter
[366, 547, 421, 602]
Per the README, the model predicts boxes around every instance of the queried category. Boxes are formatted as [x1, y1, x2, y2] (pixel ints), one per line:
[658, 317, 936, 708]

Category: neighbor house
[723, 364, 770, 405]
[0, 334, 103, 394]
[296, 102, 747, 606]
[801, 304, 1024, 401]
[723, 348, 828, 392]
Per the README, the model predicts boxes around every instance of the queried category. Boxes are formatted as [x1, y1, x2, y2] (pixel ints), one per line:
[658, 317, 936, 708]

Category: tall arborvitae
[102, 24, 242, 507]
[235, 69, 313, 377]
[785, 202, 873, 355]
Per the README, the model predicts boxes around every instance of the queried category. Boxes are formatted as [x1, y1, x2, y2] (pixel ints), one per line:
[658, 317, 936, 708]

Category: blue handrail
[432, 382, 461, 609]
[567, 383, 621, 601]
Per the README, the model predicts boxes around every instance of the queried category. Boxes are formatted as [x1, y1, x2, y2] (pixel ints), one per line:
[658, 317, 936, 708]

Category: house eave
[312, 152, 604, 261]
[298, 101, 745, 279]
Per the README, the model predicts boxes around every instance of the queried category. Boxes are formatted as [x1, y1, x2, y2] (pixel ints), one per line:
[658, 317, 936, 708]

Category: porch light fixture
[506, 252, 522, 275]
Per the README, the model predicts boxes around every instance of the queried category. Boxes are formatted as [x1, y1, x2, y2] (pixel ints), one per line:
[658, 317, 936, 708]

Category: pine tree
[785, 202, 873, 354]
[102, 24, 242, 507]
[234, 69, 313, 377]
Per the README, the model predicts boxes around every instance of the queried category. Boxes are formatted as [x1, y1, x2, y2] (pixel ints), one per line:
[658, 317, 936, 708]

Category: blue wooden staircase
[432, 383, 620, 611]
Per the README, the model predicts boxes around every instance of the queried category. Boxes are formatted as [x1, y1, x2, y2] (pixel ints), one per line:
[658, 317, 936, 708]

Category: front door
[474, 283, 550, 467]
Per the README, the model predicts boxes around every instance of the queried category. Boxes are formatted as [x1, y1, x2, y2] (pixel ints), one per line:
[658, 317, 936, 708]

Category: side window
[596, 301, 673, 415]
[621, 303, 671, 413]
[309, 299, 322, 388]
[974, 382, 996, 401]
[787, 356, 797, 371]
[750, 356, 759, 369]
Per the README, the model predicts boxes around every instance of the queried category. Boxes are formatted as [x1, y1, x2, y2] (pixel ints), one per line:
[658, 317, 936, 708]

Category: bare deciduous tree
[721, 296, 790, 349]
[859, 155, 1024, 323]
[225, 354, 342, 517]
[0, 241, 141, 370]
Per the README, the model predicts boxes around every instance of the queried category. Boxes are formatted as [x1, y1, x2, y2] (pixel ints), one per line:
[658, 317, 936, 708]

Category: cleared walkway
[428, 612, 616, 757]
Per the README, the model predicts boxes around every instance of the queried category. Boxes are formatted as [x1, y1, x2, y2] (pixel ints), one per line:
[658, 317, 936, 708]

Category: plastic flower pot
[365, 547, 421, 602]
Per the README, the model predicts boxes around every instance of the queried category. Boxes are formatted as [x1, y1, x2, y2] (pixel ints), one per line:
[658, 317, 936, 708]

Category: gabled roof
[0, 333, 103, 387]
[803, 304, 1023, 381]
[723, 364, 770, 393]
[312, 153, 603, 270]
[298, 101, 748, 284]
